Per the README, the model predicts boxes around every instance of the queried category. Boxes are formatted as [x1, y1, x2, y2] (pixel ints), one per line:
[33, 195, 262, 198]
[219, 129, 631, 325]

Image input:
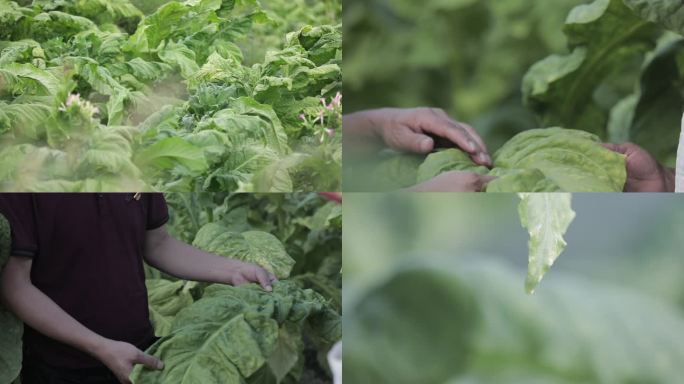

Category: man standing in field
[0, 193, 276, 384]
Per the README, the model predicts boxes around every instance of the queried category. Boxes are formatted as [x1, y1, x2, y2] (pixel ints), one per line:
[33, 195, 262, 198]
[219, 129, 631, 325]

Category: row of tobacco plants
[0, 0, 341, 192]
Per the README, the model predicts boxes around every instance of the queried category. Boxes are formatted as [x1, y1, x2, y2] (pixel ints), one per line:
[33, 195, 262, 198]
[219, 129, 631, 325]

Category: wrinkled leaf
[522, 0, 660, 137]
[416, 149, 489, 184]
[193, 223, 295, 279]
[131, 281, 340, 384]
[146, 279, 194, 337]
[518, 193, 576, 294]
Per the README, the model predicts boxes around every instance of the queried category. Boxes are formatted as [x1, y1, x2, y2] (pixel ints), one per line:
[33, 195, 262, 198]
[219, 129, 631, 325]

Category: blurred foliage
[343, 193, 684, 383]
[345, 0, 684, 166]
[344, 0, 582, 151]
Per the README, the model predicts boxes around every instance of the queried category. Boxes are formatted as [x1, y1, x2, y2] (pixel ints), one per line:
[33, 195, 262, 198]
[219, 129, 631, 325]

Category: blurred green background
[344, 0, 584, 151]
[343, 194, 684, 383]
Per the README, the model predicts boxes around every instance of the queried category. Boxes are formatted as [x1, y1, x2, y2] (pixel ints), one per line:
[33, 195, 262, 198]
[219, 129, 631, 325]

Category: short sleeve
[0, 194, 38, 257]
[146, 193, 169, 230]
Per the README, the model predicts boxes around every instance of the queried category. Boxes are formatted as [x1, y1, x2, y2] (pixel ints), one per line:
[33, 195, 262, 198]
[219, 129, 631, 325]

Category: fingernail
[266, 285, 273, 292]
[468, 140, 477, 152]
[480, 153, 491, 164]
[157, 361, 164, 370]
[420, 138, 433, 152]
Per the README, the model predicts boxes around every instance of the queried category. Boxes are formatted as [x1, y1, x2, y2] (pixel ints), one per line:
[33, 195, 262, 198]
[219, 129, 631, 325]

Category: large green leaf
[522, 0, 660, 137]
[518, 193, 576, 294]
[491, 128, 626, 192]
[192, 223, 295, 279]
[130, 281, 341, 384]
[608, 36, 684, 166]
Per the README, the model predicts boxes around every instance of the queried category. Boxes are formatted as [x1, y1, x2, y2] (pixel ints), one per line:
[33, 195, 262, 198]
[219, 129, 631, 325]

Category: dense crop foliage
[0, 0, 341, 191]
[0, 193, 342, 383]
[344, 194, 684, 383]
[345, 0, 684, 191]
[346, 259, 684, 384]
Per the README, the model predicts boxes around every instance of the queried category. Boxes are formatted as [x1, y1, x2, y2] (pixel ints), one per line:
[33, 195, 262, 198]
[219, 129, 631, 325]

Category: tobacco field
[0, 193, 342, 383]
[0, 0, 341, 192]
[344, 0, 684, 192]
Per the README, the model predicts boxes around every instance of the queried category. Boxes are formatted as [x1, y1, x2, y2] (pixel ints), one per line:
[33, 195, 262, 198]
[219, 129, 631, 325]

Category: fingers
[602, 142, 638, 156]
[255, 269, 273, 292]
[392, 125, 435, 154]
[459, 122, 489, 155]
[134, 351, 164, 371]
[417, 108, 491, 166]
[601, 143, 625, 154]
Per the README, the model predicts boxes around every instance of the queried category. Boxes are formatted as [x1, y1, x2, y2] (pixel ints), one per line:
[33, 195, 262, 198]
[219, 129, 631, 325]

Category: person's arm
[344, 108, 491, 166]
[0, 256, 163, 384]
[143, 226, 276, 291]
[603, 143, 675, 192]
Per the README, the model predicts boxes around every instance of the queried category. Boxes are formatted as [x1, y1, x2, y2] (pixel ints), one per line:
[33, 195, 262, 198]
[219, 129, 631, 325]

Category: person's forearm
[144, 231, 235, 284]
[0, 266, 108, 359]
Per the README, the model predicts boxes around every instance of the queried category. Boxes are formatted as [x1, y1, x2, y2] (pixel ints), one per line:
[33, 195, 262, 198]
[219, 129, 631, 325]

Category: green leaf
[416, 149, 489, 184]
[492, 128, 626, 192]
[345, 268, 479, 384]
[157, 41, 200, 79]
[608, 36, 684, 166]
[146, 279, 194, 337]
[486, 168, 561, 193]
[192, 223, 295, 279]
[266, 324, 302, 383]
[522, 0, 660, 137]
[366, 152, 425, 191]
[624, 0, 684, 35]
[518, 193, 576, 294]
[0, 63, 60, 95]
[250, 154, 310, 193]
[135, 137, 208, 173]
[130, 281, 339, 384]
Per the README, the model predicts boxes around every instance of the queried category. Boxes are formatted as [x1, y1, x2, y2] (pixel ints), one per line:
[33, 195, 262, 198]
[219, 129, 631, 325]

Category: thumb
[476, 174, 497, 192]
[134, 351, 164, 371]
[391, 125, 434, 154]
[255, 269, 273, 292]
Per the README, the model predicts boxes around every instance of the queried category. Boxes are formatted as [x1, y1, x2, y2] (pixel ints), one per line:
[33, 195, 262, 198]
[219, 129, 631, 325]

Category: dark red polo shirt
[0, 193, 168, 369]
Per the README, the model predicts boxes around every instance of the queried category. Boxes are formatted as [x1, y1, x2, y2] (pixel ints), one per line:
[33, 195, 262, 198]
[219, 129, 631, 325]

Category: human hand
[95, 339, 163, 384]
[372, 108, 491, 166]
[408, 171, 496, 192]
[603, 143, 675, 192]
[227, 260, 277, 292]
